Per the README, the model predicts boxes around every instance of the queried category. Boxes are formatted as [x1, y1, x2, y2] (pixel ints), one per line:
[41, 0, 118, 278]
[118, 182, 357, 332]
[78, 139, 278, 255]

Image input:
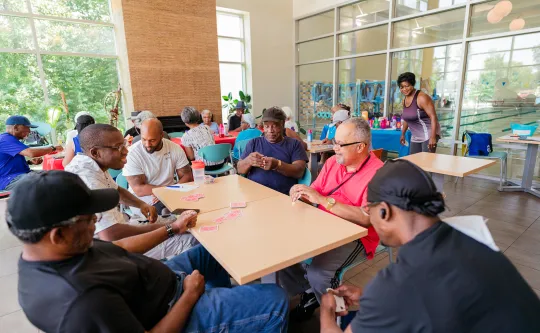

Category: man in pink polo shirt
[284, 117, 383, 321]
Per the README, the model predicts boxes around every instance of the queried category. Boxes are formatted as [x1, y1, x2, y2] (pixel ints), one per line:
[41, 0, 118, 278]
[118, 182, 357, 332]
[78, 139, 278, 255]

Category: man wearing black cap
[9, 171, 289, 332]
[319, 160, 540, 333]
[124, 110, 141, 137]
[228, 101, 246, 132]
[237, 106, 308, 194]
[0, 115, 63, 191]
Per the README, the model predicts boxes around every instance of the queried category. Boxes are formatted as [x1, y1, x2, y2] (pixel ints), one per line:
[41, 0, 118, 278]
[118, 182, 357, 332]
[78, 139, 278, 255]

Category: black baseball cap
[262, 107, 287, 123]
[7, 171, 119, 230]
[367, 159, 445, 216]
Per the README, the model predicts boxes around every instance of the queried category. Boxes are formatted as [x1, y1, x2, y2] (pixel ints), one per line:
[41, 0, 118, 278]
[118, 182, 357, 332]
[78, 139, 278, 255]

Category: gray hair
[201, 109, 212, 116]
[6, 211, 78, 244]
[181, 106, 200, 124]
[343, 117, 371, 147]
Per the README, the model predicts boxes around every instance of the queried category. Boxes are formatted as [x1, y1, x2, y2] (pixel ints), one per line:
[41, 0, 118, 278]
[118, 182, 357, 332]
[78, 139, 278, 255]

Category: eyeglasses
[93, 142, 127, 152]
[332, 139, 365, 148]
[360, 202, 380, 216]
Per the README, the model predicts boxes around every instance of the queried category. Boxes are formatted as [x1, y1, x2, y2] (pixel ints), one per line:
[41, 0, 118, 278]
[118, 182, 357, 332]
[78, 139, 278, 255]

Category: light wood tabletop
[496, 135, 540, 145]
[153, 175, 281, 214]
[306, 140, 335, 154]
[191, 195, 367, 285]
[401, 152, 497, 177]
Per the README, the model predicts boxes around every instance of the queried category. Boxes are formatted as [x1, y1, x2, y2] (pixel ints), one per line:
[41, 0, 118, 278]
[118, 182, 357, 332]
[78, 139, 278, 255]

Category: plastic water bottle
[192, 161, 205, 185]
[391, 116, 397, 129]
[223, 123, 229, 136]
[219, 124, 224, 138]
[307, 129, 313, 150]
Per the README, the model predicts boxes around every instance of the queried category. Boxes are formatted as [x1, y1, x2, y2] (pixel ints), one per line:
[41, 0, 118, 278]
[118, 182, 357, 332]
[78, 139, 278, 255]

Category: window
[0, 0, 122, 142]
[217, 10, 250, 122]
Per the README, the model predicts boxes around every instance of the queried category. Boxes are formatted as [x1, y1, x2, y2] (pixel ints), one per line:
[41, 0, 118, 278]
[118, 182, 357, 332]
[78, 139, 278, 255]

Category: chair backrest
[298, 168, 312, 185]
[169, 132, 184, 138]
[108, 168, 122, 180]
[465, 131, 493, 156]
[116, 173, 129, 189]
[198, 143, 232, 163]
[234, 139, 251, 160]
[32, 121, 52, 136]
[372, 148, 383, 160]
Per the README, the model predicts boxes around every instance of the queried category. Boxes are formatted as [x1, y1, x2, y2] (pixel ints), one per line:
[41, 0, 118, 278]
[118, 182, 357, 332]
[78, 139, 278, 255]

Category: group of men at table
[3, 104, 540, 332]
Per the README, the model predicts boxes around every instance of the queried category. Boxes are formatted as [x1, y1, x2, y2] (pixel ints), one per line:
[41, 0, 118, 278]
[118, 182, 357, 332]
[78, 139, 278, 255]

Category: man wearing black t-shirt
[320, 160, 540, 333]
[228, 101, 246, 132]
[9, 171, 288, 333]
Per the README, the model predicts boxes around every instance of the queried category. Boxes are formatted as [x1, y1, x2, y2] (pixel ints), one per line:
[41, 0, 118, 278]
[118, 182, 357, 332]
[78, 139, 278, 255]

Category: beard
[144, 140, 162, 154]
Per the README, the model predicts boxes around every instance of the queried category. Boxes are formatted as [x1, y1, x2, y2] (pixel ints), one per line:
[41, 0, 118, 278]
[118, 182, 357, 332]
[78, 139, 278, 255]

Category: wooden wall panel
[121, 0, 222, 123]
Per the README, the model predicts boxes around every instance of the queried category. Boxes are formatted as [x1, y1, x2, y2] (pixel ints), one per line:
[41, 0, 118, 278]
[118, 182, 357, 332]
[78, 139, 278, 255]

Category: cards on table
[199, 225, 219, 232]
[230, 202, 247, 208]
[181, 193, 205, 202]
[213, 210, 242, 224]
[326, 288, 347, 312]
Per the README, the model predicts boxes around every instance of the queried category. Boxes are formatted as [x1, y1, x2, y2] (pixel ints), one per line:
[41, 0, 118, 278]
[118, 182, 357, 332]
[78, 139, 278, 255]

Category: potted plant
[222, 90, 252, 116]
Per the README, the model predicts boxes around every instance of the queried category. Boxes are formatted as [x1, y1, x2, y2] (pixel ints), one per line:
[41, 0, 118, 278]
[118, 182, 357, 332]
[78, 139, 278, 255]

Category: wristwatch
[273, 159, 282, 170]
[165, 224, 175, 238]
[325, 197, 336, 211]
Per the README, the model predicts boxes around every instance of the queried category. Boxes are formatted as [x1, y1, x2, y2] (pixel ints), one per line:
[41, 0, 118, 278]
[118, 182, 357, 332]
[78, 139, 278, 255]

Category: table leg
[309, 152, 319, 180]
[431, 173, 445, 193]
[499, 144, 540, 198]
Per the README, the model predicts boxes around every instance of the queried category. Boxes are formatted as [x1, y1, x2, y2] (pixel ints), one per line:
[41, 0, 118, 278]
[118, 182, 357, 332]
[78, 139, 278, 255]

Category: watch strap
[165, 224, 175, 238]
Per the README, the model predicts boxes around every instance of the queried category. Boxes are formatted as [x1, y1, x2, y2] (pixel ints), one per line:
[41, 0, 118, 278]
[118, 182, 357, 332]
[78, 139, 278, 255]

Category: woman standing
[398, 72, 440, 153]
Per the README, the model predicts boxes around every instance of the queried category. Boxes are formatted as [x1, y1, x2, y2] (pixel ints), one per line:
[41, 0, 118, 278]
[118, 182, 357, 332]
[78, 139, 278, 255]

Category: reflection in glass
[297, 10, 334, 41]
[395, 0, 466, 17]
[297, 37, 334, 63]
[0, 0, 28, 13]
[470, 0, 540, 37]
[392, 8, 465, 48]
[338, 25, 388, 56]
[35, 20, 115, 55]
[30, 0, 111, 22]
[462, 33, 540, 180]
[0, 15, 34, 50]
[391, 44, 462, 143]
[338, 54, 387, 117]
[218, 38, 243, 62]
[339, 0, 389, 30]
[298, 62, 334, 133]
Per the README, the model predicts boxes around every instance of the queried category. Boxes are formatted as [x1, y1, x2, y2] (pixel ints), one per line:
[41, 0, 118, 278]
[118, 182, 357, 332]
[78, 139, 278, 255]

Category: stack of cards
[199, 225, 218, 232]
[213, 209, 243, 224]
[181, 193, 205, 202]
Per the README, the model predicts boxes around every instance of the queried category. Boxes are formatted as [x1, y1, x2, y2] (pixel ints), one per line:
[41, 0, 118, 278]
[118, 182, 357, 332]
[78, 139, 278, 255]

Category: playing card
[326, 288, 347, 312]
[225, 210, 242, 219]
[230, 202, 247, 208]
[199, 225, 219, 232]
[194, 193, 205, 199]
[214, 217, 226, 224]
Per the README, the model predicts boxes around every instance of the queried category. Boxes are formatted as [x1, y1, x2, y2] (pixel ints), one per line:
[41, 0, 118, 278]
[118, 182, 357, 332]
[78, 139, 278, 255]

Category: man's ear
[379, 202, 392, 221]
[49, 227, 67, 245]
[89, 147, 100, 160]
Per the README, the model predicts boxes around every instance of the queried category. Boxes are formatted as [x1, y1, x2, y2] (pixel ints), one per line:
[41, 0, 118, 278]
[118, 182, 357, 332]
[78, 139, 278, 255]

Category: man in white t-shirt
[66, 124, 197, 259]
[124, 118, 193, 216]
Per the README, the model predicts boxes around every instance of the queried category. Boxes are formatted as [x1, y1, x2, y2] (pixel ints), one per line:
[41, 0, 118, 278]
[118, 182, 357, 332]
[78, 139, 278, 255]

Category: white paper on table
[443, 215, 500, 252]
[165, 184, 200, 192]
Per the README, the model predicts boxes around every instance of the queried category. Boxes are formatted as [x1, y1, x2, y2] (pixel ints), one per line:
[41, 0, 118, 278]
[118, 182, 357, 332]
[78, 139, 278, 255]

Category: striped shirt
[182, 124, 222, 166]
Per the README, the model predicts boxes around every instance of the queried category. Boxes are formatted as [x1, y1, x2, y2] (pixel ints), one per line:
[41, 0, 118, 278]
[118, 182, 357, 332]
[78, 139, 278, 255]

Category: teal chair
[298, 168, 312, 185]
[233, 139, 251, 161]
[108, 168, 122, 180]
[32, 121, 52, 137]
[460, 130, 507, 189]
[169, 132, 184, 138]
[115, 173, 132, 216]
[198, 144, 234, 176]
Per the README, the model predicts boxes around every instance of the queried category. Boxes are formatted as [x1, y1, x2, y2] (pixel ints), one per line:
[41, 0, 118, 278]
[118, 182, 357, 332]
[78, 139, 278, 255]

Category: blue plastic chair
[32, 121, 52, 137]
[198, 144, 234, 176]
[108, 168, 122, 180]
[115, 173, 132, 216]
[234, 139, 251, 161]
[169, 132, 184, 138]
[298, 168, 312, 185]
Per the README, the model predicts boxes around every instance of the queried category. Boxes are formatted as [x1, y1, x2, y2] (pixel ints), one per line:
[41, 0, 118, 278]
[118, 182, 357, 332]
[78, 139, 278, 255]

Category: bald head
[140, 118, 164, 154]
[79, 124, 121, 153]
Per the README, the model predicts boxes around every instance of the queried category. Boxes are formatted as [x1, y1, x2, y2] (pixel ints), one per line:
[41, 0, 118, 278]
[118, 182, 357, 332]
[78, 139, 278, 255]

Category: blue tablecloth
[371, 129, 411, 157]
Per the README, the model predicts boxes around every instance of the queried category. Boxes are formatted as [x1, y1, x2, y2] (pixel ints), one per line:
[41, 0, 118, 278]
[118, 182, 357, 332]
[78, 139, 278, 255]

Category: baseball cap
[236, 101, 246, 109]
[7, 171, 119, 230]
[367, 159, 445, 216]
[128, 111, 141, 120]
[133, 111, 156, 124]
[262, 107, 287, 123]
[6, 115, 38, 128]
[332, 110, 349, 124]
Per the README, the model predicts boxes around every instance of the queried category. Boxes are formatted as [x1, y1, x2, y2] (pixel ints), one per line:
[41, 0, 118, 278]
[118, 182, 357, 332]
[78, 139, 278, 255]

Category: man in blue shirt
[237, 107, 308, 194]
[0, 115, 63, 191]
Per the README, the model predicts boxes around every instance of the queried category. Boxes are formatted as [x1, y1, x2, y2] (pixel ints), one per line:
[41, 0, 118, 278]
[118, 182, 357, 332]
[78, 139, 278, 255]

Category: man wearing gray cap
[319, 159, 540, 333]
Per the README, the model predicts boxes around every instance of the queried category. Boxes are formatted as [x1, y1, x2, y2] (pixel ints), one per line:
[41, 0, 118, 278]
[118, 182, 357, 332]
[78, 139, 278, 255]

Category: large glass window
[297, 10, 335, 41]
[395, 0, 466, 17]
[338, 25, 388, 56]
[217, 10, 250, 122]
[470, 0, 540, 37]
[298, 62, 334, 136]
[297, 37, 334, 63]
[0, 1, 122, 141]
[339, 0, 389, 30]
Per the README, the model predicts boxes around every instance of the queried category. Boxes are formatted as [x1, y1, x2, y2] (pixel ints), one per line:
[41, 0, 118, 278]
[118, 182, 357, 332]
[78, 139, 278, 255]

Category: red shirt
[311, 152, 383, 259]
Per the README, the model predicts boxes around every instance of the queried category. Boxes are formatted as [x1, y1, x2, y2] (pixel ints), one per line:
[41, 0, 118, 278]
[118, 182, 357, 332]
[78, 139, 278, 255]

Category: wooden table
[153, 174, 280, 214]
[401, 152, 497, 192]
[306, 140, 334, 179]
[192, 195, 367, 284]
[496, 135, 540, 198]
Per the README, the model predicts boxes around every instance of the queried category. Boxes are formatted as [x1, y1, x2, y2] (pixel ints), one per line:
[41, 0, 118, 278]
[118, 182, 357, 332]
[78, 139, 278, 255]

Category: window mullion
[26, 0, 50, 104]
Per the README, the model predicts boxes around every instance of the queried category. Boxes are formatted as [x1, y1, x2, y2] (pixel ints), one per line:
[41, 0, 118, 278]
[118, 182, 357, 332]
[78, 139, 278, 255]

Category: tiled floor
[1, 177, 540, 332]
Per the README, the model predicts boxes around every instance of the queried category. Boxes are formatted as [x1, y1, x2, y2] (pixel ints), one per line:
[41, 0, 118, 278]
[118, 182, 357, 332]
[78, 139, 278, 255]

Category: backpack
[463, 131, 493, 156]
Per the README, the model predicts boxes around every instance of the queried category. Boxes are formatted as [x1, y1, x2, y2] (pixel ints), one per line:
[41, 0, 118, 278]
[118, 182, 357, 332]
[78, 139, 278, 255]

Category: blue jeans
[164, 245, 289, 333]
